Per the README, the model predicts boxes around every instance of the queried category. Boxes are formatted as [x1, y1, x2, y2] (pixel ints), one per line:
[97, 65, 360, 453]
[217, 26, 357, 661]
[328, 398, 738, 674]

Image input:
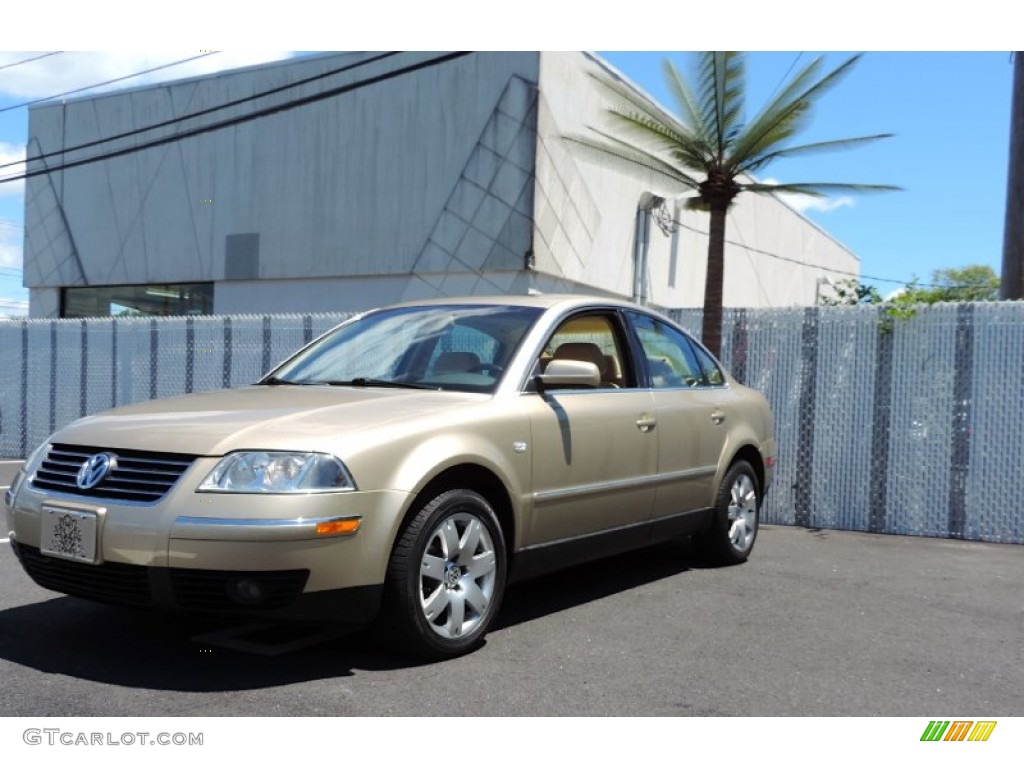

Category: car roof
[384, 294, 651, 313]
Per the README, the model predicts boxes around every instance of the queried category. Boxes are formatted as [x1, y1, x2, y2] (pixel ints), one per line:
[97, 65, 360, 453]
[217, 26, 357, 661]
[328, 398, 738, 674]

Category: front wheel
[695, 460, 760, 565]
[377, 489, 507, 659]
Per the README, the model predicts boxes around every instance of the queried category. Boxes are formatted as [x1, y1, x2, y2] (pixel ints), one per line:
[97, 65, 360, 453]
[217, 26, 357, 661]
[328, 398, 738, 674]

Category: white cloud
[0, 52, 294, 101]
[0, 217, 22, 269]
[791, 195, 855, 213]
[0, 217, 26, 315]
[0, 142, 26, 197]
[0, 296, 29, 317]
[758, 177, 855, 214]
[883, 287, 907, 301]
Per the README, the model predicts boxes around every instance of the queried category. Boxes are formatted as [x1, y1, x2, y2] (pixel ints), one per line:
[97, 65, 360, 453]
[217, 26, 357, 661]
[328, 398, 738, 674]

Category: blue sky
[0, 50, 1016, 314]
[602, 51, 1015, 292]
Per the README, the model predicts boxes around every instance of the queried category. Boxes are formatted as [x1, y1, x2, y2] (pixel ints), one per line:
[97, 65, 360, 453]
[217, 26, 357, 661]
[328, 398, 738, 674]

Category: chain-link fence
[2, 304, 1022, 543]
[673, 303, 1024, 544]
[0, 313, 353, 459]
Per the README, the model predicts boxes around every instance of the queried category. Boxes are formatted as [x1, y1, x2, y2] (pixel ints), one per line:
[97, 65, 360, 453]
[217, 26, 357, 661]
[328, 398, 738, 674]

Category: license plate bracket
[40, 506, 101, 565]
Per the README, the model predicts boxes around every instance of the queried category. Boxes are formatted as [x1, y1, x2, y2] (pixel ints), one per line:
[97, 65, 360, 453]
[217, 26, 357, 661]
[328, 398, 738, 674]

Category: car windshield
[267, 304, 543, 393]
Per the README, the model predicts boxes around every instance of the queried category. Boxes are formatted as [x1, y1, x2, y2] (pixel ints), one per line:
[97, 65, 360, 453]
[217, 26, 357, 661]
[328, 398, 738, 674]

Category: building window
[61, 283, 214, 318]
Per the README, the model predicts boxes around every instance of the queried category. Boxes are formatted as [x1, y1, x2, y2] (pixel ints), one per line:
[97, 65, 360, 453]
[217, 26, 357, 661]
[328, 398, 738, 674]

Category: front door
[520, 312, 658, 546]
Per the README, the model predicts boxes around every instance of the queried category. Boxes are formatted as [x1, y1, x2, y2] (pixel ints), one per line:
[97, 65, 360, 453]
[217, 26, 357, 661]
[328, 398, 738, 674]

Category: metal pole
[1001, 52, 1024, 299]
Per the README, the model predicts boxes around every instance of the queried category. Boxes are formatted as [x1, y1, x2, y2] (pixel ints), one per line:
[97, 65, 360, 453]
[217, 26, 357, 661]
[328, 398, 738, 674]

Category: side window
[628, 312, 703, 388]
[688, 339, 725, 386]
[540, 313, 630, 389]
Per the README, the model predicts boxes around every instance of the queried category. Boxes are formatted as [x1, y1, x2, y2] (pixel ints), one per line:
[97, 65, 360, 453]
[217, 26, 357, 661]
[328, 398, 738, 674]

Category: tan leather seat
[603, 354, 623, 387]
[552, 343, 619, 387]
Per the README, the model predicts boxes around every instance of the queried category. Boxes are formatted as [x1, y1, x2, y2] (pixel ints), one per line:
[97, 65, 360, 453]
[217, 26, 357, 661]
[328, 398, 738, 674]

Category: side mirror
[537, 359, 601, 390]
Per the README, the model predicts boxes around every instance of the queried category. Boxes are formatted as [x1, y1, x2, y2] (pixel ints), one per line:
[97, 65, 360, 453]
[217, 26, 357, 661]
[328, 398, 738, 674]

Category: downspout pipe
[633, 195, 664, 305]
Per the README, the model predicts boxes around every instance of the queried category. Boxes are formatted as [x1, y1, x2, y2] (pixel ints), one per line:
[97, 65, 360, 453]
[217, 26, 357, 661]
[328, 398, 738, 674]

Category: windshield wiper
[320, 378, 439, 390]
[258, 375, 303, 385]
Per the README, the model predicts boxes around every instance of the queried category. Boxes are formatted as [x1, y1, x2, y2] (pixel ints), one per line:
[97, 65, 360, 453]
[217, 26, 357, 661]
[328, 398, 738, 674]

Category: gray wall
[535, 52, 861, 308]
[2, 303, 1022, 545]
[25, 52, 542, 313]
[25, 51, 865, 319]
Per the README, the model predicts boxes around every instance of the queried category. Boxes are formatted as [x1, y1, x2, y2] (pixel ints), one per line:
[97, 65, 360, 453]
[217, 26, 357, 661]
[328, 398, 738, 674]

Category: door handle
[636, 416, 657, 433]
[710, 410, 726, 425]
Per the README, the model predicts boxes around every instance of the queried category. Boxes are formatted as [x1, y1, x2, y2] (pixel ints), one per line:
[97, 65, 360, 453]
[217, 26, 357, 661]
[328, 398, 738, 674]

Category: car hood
[51, 385, 487, 456]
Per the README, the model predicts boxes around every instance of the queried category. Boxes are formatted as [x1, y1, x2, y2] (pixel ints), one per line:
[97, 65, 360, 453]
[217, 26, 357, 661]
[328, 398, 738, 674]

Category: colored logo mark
[921, 720, 997, 742]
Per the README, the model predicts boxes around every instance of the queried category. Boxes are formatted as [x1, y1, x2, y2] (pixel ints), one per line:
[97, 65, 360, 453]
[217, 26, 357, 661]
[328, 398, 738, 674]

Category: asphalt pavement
[1, 458, 1021, 716]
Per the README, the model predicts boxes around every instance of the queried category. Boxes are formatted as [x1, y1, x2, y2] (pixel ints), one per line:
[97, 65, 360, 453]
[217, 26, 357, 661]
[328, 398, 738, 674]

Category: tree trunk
[701, 204, 728, 357]
[1003, 52, 1024, 300]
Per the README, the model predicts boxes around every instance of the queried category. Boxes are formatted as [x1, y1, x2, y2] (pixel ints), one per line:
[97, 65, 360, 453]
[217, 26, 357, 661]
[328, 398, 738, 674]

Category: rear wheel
[378, 489, 506, 659]
[695, 460, 760, 565]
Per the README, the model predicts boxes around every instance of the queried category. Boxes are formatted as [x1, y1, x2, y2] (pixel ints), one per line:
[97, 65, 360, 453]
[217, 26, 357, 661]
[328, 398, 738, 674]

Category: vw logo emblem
[76, 453, 116, 490]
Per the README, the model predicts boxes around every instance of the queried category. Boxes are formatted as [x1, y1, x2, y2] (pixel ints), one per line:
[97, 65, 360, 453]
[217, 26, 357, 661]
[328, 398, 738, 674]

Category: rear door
[626, 311, 729, 517]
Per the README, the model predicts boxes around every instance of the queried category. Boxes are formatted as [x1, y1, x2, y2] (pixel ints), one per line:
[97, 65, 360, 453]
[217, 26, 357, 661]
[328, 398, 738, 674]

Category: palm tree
[569, 52, 898, 356]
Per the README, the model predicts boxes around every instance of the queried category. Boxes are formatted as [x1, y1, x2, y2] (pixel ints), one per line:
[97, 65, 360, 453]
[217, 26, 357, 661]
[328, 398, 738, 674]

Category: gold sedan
[5, 296, 775, 659]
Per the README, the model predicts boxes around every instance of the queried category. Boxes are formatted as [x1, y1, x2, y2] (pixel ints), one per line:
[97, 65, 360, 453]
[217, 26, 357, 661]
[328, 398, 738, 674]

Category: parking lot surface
[1, 459, 1021, 716]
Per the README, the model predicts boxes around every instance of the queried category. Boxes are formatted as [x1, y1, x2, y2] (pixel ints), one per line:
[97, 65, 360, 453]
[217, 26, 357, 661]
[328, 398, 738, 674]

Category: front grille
[31, 443, 197, 503]
[14, 541, 152, 607]
[14, 542, 309, 613]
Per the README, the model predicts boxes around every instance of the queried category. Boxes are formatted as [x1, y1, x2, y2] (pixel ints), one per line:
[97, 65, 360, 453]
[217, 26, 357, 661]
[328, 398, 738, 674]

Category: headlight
[6, 442, 48, 508]
[6, 473, 25, 507]
[198, 452, 357, 494]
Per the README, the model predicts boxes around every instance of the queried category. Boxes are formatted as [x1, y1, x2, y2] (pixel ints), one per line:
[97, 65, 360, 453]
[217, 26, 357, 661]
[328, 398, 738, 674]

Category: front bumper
[10, 540, 383, 623]
[6, 464, 410, 622]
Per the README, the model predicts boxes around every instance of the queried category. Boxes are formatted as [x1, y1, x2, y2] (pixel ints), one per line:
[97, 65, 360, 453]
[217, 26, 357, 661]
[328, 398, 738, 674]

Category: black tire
[377, 489, 507, 660]
[694, 460, 760, 565]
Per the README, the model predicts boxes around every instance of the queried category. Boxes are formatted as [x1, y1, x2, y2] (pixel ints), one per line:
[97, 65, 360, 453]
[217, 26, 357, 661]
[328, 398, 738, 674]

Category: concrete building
[23, 51, 858, 318]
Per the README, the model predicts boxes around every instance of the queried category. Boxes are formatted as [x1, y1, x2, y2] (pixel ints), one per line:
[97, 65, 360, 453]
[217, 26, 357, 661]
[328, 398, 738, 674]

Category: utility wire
[669, 215, 944, 288]
[2, 50, 933, 292]
[0, 52, 401, 172]
[765, 52, 804, 104]
[0, 51, 62, 72]
[0, 52, 219, 115]
[0, 51, 473, 186]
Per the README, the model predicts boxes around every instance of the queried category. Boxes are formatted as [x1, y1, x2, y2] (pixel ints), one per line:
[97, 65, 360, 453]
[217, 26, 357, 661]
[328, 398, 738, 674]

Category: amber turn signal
[316, 518, 361, 536]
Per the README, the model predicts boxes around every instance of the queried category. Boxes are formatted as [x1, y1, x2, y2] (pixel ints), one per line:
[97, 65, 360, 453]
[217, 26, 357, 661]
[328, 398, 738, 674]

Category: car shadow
[496, 539, 707, 630]
[0, 596, 400, 691]
[0, 540, 712, 692]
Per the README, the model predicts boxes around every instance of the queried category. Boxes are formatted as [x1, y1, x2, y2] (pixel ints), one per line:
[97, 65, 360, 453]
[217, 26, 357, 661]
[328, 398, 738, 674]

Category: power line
[11, 51, 930, 292]
[0, 52, 220, 115]
[766, 52, 804, 104]
[0, 52, 400, 173]
[669, 215, 944, 288]
[0, 51, 474, 186]
[0, 51, 62, 72]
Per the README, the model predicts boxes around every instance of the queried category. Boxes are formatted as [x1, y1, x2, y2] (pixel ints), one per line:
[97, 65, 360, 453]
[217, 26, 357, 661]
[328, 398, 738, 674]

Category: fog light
[227, 577, 266, 605]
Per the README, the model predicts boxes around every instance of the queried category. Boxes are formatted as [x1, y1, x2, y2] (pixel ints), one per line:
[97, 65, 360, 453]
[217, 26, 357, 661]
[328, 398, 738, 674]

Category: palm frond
[661, 59, 708, 144]
[730, 54, 863, 164]
[585, 70, 690, 143]
[740, 181, 903, 196]
[564, 131, 702, 192]
[604, 106, 697, 153]
[604, 108, 713, 171]
[696, 52, 745, 157]
[737, 133, 895, 174]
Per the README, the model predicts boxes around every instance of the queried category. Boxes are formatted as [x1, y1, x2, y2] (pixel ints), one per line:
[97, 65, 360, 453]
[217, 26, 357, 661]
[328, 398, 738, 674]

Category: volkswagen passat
[5, 296, 775, 659]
